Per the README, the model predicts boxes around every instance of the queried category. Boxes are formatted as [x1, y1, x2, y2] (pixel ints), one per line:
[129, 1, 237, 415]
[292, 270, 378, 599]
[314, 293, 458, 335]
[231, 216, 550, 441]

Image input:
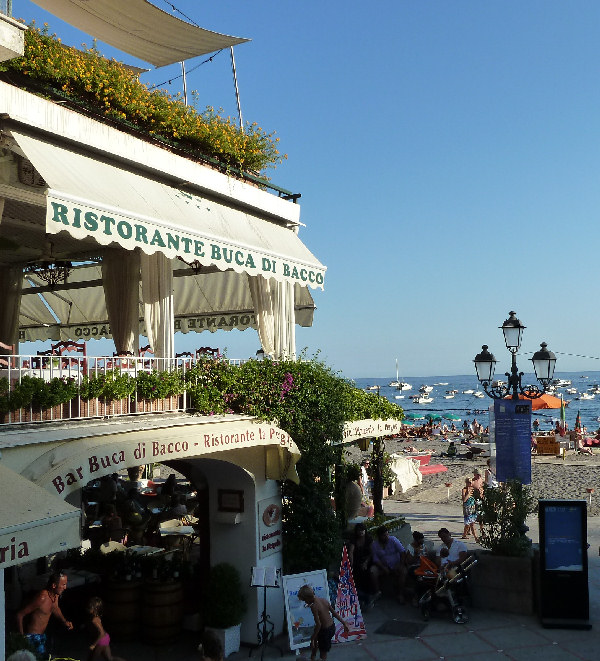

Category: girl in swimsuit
[86, 597, 127, 661]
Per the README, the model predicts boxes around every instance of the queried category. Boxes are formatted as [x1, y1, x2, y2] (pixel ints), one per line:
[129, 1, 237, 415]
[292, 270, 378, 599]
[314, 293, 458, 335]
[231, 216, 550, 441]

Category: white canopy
[19, 263, 316, 342]
[0, 463, 81, 568]
[9, 130, 326, 290]
[31, 0, 250, 67]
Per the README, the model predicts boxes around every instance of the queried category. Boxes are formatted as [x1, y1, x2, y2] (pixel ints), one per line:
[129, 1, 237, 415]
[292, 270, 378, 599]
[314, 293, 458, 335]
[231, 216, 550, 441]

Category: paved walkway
[50, 499, 600, 661]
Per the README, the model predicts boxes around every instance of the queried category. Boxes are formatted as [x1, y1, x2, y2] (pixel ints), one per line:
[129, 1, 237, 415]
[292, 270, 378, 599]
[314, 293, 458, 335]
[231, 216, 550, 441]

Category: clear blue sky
[13, 1, 600, 378]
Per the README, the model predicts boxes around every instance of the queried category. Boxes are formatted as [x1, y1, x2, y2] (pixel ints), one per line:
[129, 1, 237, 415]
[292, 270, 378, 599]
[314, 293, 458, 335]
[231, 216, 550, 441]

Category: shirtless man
[297, 585, 348, 661]
[16, 572, 73, 660]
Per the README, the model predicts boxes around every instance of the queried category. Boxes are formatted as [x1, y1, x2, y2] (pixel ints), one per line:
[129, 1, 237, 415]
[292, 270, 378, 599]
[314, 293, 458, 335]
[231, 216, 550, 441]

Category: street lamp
[473, 311, 557, 400]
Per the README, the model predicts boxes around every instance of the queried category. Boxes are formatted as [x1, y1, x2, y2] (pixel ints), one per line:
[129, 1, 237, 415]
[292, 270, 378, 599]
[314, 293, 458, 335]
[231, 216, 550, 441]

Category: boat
[397, 382, 413, 391]
[414, 395, 433, 404]
[446, 389, 458, 395]
[444, 394, 455, 399]
[577, 393, 595, 400]
[419, 385, 434, 393]
[394, 394, 405, 400]
[389, 358, 412, 390]
[366, 385, 380, 391]
[566, 388, 578, 395]
[473, 391, 485, 398]
[491, 379, 506, 388]
[434, 382, 448, 386]
[463, 389, 474, 394]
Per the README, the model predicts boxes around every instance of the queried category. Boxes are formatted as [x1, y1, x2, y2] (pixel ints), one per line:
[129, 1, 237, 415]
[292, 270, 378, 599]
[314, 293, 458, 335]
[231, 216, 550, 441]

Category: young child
[297, 585, 349, 661]
[86, 597, 126, 661]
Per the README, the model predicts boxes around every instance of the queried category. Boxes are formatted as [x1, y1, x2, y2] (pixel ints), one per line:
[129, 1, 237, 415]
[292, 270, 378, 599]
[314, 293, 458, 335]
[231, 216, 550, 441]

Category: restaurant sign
[27, 421, 300, 498]
[338, 419, 403, 445]
[19, 313, 258, 342]
[47, 200, 325, 287]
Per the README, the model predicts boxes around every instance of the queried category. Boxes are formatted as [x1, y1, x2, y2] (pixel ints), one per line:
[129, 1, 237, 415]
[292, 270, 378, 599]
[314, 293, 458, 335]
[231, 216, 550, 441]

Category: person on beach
[441, 441, 457, 457]
[437, 528, 468, 569]
[297, 585, 349, 661]
[484, 458, 498, 488]
[16, 572, 73, 660]
[85, 596, 126, 661]
[461, 478, 479, 541]
[533, 418, 540, 432]
[370, 525, 408, 603]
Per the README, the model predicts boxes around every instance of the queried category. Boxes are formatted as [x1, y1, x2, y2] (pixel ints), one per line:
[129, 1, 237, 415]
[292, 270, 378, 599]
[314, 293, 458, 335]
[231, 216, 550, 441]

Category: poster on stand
[333, 545, 367, 643]
[494, 398, 532, 483]
[282, 569, 328, 652]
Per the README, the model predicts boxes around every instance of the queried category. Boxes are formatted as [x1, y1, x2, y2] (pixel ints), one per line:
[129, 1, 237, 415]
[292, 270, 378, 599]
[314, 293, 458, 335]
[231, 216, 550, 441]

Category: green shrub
[203, 563, 246, 628]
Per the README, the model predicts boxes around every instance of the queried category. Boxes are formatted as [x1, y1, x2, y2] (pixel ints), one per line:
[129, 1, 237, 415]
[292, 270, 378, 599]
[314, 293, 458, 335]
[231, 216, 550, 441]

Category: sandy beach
[346, 436, 600, 516]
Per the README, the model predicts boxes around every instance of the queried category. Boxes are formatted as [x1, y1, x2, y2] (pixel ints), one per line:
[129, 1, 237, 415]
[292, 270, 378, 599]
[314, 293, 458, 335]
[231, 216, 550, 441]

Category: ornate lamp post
[473, 311, 557, 400]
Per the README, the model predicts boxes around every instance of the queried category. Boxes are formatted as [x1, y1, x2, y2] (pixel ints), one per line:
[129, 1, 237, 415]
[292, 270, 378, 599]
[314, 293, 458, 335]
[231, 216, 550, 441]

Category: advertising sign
[493, 399, 531, 483]
[282, 570, 328, 652]
[257, 497, 283, 559]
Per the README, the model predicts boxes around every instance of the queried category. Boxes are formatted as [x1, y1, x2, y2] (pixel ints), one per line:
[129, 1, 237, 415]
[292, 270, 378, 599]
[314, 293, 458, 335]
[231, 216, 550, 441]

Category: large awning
[19, 264, 316, 342]
[31, 0, 250, 67]
[0, 463, 81, 568]
[8, 130, 326, 290]
[14, 416, 302, 497]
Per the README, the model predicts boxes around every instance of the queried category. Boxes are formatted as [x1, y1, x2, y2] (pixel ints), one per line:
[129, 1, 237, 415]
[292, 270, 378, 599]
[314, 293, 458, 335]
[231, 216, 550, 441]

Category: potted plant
[203, 562, 246, 657]
[471, 479, 537, 614]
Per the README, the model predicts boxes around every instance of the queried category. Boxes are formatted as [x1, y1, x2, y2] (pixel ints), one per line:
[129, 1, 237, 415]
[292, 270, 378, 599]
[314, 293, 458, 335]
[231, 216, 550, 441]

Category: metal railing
[0, 353, 249, 425]
[0, 1, 12, 17]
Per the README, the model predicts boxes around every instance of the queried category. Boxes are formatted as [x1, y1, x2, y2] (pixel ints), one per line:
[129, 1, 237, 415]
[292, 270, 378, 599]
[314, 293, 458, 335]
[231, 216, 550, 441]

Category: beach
[346, 437, 600, 516]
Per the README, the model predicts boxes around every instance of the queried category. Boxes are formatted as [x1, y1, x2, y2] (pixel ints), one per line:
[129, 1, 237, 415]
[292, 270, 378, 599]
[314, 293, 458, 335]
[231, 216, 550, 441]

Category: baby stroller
[415, 554, 478, 624]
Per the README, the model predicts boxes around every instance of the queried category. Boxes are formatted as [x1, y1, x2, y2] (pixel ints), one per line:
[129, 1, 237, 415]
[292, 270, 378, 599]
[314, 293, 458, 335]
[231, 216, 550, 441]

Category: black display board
[538, 499, 591, 629]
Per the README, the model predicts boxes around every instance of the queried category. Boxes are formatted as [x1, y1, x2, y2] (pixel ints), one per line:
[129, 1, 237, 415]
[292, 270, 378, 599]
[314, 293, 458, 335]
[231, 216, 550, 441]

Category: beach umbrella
[575, 410, 582, 431]
[512, 393, 563, 410]
[402, 420, 415, 427]
[404, 412, 425, 420]
[425, 413, 442, 421]
[444, 414, 462, 421]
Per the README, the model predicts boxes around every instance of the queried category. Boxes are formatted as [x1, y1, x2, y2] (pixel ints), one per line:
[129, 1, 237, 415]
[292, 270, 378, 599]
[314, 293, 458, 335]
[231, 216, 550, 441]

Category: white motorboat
[419, 385, 434, 393]
[463, 389, 474, 395]
[566, 388, 578, 395]
[473, 391, 485, 398]
[434, 382, 449, 386]
[491, 380, 506, 388]
[414, 395, 433, 404]
[444, 394, 455, 399]
[578, 392, 595, 400]
[397, 382, 412, 391]
[389, 358, 412, 390]
[394, 395, 405, 400]
[366, 385, 380, 391]
[446, 389, 458, 395]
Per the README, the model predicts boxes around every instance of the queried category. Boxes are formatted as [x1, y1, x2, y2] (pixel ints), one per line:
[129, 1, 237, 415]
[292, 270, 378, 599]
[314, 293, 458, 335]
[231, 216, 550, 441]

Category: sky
[12, 1, 600, 379]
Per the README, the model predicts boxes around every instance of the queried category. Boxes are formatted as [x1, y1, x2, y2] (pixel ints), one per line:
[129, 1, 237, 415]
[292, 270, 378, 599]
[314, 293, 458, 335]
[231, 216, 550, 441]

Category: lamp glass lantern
[531, 342, 557, 386]
[474, 345, 497, 383]
[500, 311, 525, 352]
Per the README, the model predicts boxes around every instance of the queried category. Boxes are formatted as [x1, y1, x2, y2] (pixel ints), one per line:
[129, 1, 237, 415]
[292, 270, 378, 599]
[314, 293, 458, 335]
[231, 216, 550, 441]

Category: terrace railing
[0, 353, 248, 425]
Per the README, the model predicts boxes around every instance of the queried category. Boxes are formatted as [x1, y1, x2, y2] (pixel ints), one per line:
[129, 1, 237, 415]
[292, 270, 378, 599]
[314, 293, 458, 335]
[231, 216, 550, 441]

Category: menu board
[493, 399, 532, 484]
[543, 504, 584, 571]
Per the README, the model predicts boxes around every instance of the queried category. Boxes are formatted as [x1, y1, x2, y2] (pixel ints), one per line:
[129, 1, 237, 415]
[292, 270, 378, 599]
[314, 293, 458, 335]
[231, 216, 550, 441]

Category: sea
[353, 371, 600, 434]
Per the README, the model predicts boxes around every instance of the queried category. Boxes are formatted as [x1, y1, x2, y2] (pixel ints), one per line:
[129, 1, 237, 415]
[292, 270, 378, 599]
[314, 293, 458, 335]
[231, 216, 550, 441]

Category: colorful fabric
[463, 496, 477, 525]
[25, 633, 48, 659]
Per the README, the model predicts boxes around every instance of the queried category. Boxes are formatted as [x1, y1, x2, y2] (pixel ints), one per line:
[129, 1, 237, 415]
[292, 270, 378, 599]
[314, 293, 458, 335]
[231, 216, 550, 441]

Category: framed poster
[217, 489, 244, 512]
[282, 569, 328, 651]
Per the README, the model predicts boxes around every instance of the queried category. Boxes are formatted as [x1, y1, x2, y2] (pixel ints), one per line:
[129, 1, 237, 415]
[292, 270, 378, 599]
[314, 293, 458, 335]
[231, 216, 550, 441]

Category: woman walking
[461, 478, 479, 542]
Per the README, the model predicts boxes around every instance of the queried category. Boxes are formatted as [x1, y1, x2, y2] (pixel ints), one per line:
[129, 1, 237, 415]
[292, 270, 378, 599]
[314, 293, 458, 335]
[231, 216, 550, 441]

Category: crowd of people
[347, 523, 471, 612]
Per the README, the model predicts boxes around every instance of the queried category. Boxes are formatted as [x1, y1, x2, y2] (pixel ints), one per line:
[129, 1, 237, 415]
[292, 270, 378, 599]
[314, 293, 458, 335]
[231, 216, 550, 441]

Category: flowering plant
[2, 23, 285, 174]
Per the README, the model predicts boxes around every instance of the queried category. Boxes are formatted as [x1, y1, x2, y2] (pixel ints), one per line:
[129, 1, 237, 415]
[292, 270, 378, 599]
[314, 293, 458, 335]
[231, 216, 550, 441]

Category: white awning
[17, 416, 301, 497]
[32, 0, 250, 67]
[0, 463, 81, 568]
[19, 264, 316, 342]
[9, 130, 326, 290]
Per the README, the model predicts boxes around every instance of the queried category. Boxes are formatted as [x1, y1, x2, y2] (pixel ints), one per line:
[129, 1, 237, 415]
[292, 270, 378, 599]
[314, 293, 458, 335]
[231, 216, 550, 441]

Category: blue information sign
[493, 399, 531, 484]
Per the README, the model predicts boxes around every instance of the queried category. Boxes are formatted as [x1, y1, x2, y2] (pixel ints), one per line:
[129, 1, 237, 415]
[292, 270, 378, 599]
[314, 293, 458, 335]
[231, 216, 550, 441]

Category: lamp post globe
[531, 342, 557, 387]
[473, 345, 497, 384]
[500, 311, 525, 353]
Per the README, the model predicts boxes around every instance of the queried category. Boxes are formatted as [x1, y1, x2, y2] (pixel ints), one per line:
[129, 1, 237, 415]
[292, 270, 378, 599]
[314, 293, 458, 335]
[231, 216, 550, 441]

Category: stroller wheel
[452, 606, 469, 624]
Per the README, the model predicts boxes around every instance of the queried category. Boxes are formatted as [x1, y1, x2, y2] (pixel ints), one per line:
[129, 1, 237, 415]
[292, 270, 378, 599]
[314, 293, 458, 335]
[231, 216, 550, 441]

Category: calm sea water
[353, 371, 600, 433]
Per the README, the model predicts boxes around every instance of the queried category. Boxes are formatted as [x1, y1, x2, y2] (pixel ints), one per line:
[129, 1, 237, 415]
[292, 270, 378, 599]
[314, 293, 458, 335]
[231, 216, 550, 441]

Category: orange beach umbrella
[511, 393, 563, 410]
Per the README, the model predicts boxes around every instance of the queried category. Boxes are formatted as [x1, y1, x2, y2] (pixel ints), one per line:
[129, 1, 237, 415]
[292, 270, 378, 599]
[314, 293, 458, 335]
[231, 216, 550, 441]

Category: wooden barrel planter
[142, 580, 184, 645]
[102, 580, 142, 641]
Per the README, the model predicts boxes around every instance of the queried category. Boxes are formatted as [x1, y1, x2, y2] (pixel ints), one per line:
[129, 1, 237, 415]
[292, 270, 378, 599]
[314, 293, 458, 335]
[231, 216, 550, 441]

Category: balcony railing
[0, 353, 248, 425]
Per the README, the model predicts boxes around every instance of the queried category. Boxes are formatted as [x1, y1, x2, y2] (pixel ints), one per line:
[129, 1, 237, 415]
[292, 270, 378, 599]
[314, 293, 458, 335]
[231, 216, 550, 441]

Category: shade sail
[19, 264, 315, 342]
[0, 463, 81, 568]
[9, 130, 326, 290]
[32, 0, 250, 67]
